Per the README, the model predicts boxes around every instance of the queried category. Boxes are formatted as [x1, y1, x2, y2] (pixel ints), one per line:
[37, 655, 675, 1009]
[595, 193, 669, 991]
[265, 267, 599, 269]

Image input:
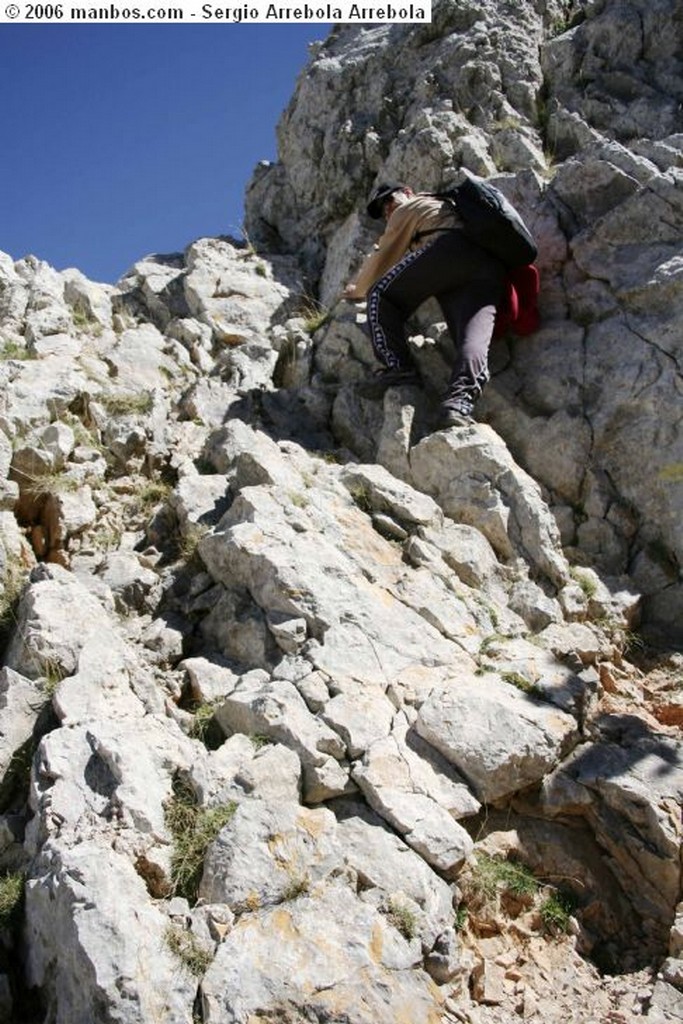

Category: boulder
[25, 841, 196, 1024]
[200, 882, 444, 1024]
[200, 799, 340, 911]
[416, 671, 579, 804]
[541, 714, 683, 940]
[410, 425, 570, 588]
[352, 715, 478, 875]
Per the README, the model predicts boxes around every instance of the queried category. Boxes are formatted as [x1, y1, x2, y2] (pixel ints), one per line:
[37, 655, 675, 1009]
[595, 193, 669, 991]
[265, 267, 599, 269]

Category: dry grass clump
[165, 778, 236, 903]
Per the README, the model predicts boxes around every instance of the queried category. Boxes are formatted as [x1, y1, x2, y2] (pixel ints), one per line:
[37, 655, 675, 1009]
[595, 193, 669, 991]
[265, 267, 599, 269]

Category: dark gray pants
[367, 231, 506, 408]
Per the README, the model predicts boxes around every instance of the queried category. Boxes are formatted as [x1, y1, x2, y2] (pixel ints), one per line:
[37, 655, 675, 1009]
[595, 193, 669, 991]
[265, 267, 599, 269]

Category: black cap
[366, 182, 407, 219]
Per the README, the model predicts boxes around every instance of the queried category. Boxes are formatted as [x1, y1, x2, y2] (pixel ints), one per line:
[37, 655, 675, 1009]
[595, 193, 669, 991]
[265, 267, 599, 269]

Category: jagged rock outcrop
[245, 0, 683, 644]
[0, 3, 682, 1024]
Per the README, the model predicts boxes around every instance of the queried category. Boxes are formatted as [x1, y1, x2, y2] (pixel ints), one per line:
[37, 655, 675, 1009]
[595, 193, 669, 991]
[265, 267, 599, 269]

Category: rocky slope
[246, 0, 683, 644]
[0, 1, 682, 1023]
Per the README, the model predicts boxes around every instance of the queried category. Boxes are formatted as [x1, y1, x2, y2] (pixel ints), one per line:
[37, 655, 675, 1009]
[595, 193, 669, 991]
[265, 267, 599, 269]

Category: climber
[343, 182, 507, 428]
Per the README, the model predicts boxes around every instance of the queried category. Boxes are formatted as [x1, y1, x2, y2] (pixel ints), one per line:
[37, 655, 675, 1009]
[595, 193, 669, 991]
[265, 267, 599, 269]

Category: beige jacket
[346, 193, 462, 300]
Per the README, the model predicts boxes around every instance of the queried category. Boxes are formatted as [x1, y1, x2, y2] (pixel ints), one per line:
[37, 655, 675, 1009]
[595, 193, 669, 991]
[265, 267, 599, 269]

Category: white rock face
[200, 882, 442, 1024]
[200, 799, 340, 910]
[410, 424, 570, 587]
[246, 0, 683, 644]
[1, 3, 683, 1022]
[4, 566, 118, 680]
[0, 668, 45, 782]
[25, 841, 196, 1024]
[416, 672, 579, 804]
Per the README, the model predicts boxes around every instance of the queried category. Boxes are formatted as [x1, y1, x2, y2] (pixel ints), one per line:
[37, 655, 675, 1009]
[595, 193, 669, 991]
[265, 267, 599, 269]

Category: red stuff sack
[493, 264, 540, 338]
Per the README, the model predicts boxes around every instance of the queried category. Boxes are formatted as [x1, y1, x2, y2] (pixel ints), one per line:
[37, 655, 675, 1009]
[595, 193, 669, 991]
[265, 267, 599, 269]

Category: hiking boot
[357, 367, 422, 398]
[437, 403, 474, 429]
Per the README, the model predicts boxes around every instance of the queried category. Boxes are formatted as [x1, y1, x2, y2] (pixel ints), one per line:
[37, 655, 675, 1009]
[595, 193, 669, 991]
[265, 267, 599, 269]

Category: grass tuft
[348, 482, 373, 514]
[177, 522, 210, 564]
[165, 778, 237, 904]
[502, 671, 543, 697]
[281, 873, 310, 902]
[465, 855, 539, 907]
[0, 339, 33, 361]
[133, 480, 172, 516]
[188, 701, 223, 750]
[571, 568, 597, 599]
[0, 872, 25, 929]
[461, 854, 581, 940]
[540, 890, 577, 935]
[288, 491, 309, 509]
[454, 903, 468, 932]
[249, 734, 272, 751]
[98, 391, 154, 417]
[294, 297, 331, 335]
[165, 923, 213, 977]
[386, 896, 418, 941]
[20, 471, 80, 500]
[0, 565, 27, 626]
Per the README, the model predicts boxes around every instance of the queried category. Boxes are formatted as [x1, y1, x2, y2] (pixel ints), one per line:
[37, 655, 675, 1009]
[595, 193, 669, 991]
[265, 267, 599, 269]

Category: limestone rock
[244, 0, 683, 641]
[541, 714, 683, 941]
[25, 841, 196, 1024]
[97, 550, 161, 614]
[214, 676, 350, 802]
[472, 957, 507, 1005]
[0, 668, 47, 794]
[200, 799, 340, 911]
[42, 486, 98, 550]
[416, 672, 579, 803]
[170, 469, 231, 537]
[2, 2, 683, 1018]
[229, 741, 302, 805]
[340, 462, 443, 529]
[410, 425, 569, 588]
[183, 237, 301, 350]
[50, 631, 144, 728]
[200, 882, 443, 1024]
[116, 252, 188, 329]
[475, 633, 600, 719]
[63, 268, 114, 329]
[198, 475, 467, 687]
[26, 712, 195, 858]
[4, 565, 119, 680]
[321, 685, 396, 759]
[334, 798, 455, 949]
[181, 655, 240, 704]
[421, 518, 502, 589]
[0, 251, 28, 332]
[352, 715, 478, 875]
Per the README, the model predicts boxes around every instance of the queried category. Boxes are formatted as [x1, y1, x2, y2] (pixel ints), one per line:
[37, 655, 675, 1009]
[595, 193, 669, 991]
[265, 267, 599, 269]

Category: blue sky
[0, 25, 330, 283]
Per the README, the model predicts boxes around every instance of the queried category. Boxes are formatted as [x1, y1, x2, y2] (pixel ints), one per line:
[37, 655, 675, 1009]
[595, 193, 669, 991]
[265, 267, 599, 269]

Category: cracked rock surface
[1, 2, 683, 1022]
